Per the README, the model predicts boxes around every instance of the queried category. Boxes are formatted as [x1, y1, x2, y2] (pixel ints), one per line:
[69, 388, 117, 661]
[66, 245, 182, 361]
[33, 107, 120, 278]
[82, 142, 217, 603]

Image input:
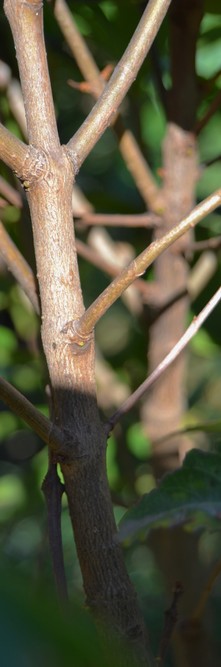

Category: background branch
[0, 220, 40, 313]
[0, 176, 22, 208]
[76, 212, 161, 228]
[107, 285, 221, 432]
[74, 190, 221, 341]
[0, 375, 63, 453]
[76, 237, 153, 303]
[67, 0, 172, 170]
[54, 0, 162, 211]
[195, 89, 221, 134]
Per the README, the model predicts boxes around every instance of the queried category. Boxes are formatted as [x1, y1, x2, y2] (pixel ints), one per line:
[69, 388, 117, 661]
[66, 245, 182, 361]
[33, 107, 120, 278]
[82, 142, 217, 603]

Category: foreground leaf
[118, 449, 221, 541]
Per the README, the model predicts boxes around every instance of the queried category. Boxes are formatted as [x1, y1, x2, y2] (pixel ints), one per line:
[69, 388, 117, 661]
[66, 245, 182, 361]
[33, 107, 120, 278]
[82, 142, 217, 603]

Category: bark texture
[3, 1, 152, 663]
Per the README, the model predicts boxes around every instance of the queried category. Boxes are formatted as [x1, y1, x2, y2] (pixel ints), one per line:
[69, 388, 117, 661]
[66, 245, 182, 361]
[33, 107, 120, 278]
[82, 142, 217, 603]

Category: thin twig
[156, 582, 183, 665]
[195, 89, 221, 134]
[76, 237, 154, 301]
[0, 220, 40, 313]
[76, 212, 161, 228]
[67, 0, 172, 171]
[188, 236, 221, 252]
[107, 285, 221, 432]
[202, 154, 221, 168]
[42, 460, 68, 602]
[0, 374, 64, 454]
[54, 0, 162, 211]
[7, 78, 28, 139]
[0, 176, 22, 208]
[150, 418, 221, 448]
[191, 559, 221, 623]
[74, 190, 221, 342]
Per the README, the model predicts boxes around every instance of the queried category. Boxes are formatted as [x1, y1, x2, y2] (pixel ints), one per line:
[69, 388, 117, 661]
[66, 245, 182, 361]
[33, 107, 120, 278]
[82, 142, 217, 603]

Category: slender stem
[0, 220, 40, 313]
[54, 0, 102, 92]
[76, 238, 153, 301]
[42, 460, 68, 602]
[107, 285, 221, 432]
[195, 89, 221, 135]
[7, 78, 28, 139]
[191, 559, 221, 622]
[75, 190, 221, 341]
[188, 236, 221, 252]
[54, 0, 162, 211]
[156, 582, 183, 665]
[0, 374, 64, 453]
[77, 212, 161, 228]
[67, 0, 172, 170]
[0, 177, 22, 208]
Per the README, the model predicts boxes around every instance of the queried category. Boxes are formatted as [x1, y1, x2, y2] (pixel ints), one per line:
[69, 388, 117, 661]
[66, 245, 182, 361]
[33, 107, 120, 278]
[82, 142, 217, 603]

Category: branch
[106, 285, 221, 432]
[195, 89, 221, 135]
[0, 123, 29, 175]
[0, 122, 47, 184]
[69, 190, 221, 345]
[76, 237, 153, 302]
[42, 460, 68, 602]
[0, 374, 64, 454]
[152, 419, 221, 448]
[67, 0, 172, 171]
[76, 212, 161, 228]
[0, 220, 40, 313]
[5, 0, 59, 150]
[0, 176, 22, 208]
[156, 582, 183, 665]
[54, 0, 162, 211]
[7, 78, 28, 139]
[188, 236, 221, 252]
[191, 559, 221, 623]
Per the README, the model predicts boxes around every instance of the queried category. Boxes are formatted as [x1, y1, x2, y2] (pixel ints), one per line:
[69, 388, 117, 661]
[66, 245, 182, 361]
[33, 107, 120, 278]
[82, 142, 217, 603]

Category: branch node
[61, 318, 93, 355]
[14, 144, 49, 185]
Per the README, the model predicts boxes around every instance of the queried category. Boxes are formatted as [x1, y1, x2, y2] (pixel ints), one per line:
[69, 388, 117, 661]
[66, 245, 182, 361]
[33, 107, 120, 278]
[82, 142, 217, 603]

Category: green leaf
[118, 449, 221, 541]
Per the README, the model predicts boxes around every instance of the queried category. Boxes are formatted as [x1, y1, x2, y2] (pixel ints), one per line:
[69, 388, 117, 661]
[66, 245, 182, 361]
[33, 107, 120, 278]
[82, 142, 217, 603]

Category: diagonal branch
[0, 176, 22, 208]
[191, 558, 221, 623]
[0, 123, 29, 175]
[0, 374, 64, 454]
[0, 220, 40, 313]
[71, 189, 221, 343]
[54, 0, 162, 211]
[67, 0, 172, 171]
[76, 212, 161, 228]
[195, 89, 221, 135]
[106, 285, 221, 432]
[76, 237, 153, 302]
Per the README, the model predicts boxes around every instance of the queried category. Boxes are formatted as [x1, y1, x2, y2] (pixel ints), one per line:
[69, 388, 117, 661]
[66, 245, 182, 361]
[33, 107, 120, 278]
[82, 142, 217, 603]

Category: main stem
[4, 1, 150, 662]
